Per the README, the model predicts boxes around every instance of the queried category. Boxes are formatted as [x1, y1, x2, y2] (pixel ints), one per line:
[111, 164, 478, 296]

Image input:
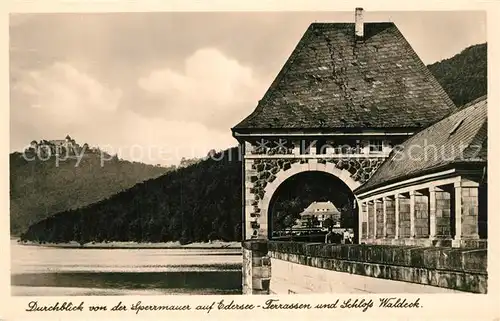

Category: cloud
[137, 48, 267, 129]
[12, 62, 122, 126]
[98, 111, 237, 165]
[11, 61, 239, 166]
[10, 12, 486, 165]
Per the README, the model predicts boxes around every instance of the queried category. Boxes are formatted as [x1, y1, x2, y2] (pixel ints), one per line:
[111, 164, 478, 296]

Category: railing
[271, 230, 350, 244]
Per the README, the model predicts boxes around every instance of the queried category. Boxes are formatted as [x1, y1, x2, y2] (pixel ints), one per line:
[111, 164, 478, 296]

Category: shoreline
[14, 239, 242, 250]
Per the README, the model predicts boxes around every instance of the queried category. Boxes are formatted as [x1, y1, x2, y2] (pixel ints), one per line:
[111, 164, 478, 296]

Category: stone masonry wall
[242, 240, 271, 294]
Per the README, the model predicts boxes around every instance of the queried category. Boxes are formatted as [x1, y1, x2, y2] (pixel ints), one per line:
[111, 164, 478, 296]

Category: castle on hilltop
[27, 135, 92, 157]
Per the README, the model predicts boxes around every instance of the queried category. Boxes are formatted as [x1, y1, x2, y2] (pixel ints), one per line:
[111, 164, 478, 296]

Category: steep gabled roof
[232, 22, 456, 132]
[355, 96, 487, 194]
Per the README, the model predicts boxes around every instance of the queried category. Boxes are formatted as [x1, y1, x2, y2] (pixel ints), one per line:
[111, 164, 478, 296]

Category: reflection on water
[11, 240, 242, 296]
[11, 271, 242, 295]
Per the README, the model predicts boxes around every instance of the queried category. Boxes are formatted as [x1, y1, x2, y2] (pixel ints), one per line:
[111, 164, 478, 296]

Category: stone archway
[244, 155, 385, 240]
[257, 161, 361, 239]
[251, 159, 362, 237]
[261, 162, 360, 214]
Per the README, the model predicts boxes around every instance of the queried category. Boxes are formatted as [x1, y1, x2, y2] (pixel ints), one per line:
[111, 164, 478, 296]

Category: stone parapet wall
[363, 237, 487, 248]
[268, 241, 487, 293]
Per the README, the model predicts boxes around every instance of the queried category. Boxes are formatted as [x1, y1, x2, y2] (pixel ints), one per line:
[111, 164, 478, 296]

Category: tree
[283, 215, 295, 235]
[323, 217, 334, 230]
[208, 231, 218, 243]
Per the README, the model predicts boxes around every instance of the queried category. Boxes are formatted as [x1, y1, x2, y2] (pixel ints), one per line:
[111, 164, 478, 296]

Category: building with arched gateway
[233, 8, 487, 295]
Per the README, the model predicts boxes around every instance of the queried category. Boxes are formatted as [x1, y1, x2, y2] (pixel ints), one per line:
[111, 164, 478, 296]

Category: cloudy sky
[10, 11, 486, 166]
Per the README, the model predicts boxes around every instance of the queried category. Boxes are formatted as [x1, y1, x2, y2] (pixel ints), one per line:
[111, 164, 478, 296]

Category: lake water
[10, 240, 243, 296]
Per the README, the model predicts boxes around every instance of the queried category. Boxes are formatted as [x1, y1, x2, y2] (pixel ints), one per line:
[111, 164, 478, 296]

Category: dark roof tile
[233, 23, 456, 132]
[355, 96, 487, 194]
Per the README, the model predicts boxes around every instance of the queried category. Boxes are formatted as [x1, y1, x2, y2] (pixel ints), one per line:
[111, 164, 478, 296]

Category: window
[449, 118, 465, 135]
[370, 140, 383, 153]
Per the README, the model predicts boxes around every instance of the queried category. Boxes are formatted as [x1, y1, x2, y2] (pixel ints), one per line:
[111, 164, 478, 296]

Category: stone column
[454, 179, 480, 246]
[453, 182, 462, 246]
[375, 199, 383, 239]
[462, 180, 480, 240]
[242, 240, 271, 295]
[434, 186, 452, 239]
[368, 201, 375, 240]
[382, 197, 387, 239]
[414, 190, 429, 238]
[394, 193, 400, 239]
[398, 193, 411, 239]
[360, 202, 368, 242]
[385, 196, 396, 238]
[409, 190, 416, 239]
[429, 186, 437, 239]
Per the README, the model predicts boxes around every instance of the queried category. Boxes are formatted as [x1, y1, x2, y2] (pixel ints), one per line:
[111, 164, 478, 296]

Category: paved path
[270, 259, 464, 294]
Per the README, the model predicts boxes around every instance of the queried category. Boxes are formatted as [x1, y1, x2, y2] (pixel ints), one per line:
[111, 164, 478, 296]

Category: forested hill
[19, 42, 487, 244]
[428, 43, 487, 107]
[10, 143, 171, 235]
[20, 148, 243, 244]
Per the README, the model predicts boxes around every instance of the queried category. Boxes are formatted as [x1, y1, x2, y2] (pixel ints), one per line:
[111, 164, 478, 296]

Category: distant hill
[20, 148, 243, 244]
[428, 43, 487, 107]
[19, 43, 488, 243]
[10, 139, 172, 235]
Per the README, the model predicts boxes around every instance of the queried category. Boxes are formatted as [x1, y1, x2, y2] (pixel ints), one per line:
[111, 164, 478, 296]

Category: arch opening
[267, 170, 358, 243]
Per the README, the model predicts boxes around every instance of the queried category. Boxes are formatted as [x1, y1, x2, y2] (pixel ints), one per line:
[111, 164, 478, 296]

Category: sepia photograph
[9, 8, 488, 298]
